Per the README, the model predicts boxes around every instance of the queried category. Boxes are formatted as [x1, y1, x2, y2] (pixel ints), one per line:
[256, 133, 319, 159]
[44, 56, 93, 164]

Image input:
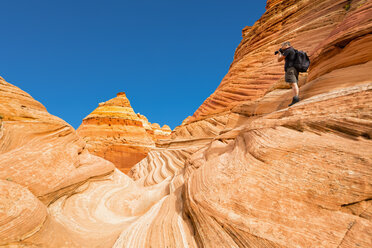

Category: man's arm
[278, 53, 285, 62]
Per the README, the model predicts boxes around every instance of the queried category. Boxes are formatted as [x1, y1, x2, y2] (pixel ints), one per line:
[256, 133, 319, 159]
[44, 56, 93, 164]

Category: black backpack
[293, 49, 310, 72]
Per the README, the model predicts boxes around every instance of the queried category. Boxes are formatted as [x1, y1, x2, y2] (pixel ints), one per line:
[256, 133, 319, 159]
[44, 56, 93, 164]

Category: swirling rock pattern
[77, 92, 171, 174]
[0, 77, 114, 202]
[0, 180, 47, 245]
[129, 145, 207, 187]
[189, 0, 372, 123]
[0, 79, 196, 247]
[26, 169, 196, 248]
[0, 76, 114, 246]
[1, 0, 372, 247]
[184, 83, 372, 247]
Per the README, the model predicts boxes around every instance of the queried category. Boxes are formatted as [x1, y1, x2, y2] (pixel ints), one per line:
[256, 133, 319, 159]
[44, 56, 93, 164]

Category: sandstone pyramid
[1, 0, 372, 247]
[77, 92, 171, 174]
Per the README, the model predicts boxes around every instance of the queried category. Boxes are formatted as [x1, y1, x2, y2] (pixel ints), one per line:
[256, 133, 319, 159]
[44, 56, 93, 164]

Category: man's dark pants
[285, 67, 299, 84]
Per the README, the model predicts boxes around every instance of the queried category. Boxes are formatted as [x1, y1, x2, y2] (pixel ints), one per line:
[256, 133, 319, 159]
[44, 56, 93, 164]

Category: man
[277, 41, 300, 106]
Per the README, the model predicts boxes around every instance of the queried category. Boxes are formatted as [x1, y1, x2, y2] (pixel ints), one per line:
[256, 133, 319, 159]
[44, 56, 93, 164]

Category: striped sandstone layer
[1, 0, 371, 247]
[0, 76, 114, 245]
[77, 92, 171, 174]
[0, 77, 196, 247]
[188, 0, 372, 124]
[131, 0, 372, 247]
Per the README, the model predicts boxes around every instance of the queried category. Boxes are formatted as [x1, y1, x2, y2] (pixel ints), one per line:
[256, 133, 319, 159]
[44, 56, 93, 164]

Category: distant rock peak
[77, 92, 171, 173]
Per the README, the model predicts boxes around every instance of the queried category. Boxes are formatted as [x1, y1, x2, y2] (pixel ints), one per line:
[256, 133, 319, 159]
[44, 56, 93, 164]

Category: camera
[274, 48, 283, 55]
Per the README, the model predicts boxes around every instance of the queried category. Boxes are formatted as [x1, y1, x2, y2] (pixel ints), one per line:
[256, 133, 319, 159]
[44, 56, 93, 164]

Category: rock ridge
[77, 92, 171, 173]
[1, 0, 371, 247]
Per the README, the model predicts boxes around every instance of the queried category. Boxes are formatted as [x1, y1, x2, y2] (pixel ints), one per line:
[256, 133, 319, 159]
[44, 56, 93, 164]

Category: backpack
[293, 50, 310, 72]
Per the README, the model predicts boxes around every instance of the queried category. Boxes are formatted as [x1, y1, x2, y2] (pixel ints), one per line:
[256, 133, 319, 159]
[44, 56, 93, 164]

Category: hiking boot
[288, 96, 300, 106]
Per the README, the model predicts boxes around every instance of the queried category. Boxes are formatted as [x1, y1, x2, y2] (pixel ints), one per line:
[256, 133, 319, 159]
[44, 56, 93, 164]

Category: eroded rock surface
[0, 78, 195, 248]
[0, 77, 115, 202]
[77, 92, 171, 174]
[189, 0, 372, 124]
[1, 0, 371, 247]
[184, 83, 372, 247]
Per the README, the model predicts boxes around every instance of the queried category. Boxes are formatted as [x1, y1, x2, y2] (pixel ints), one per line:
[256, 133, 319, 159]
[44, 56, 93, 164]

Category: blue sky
[1, 1, 266, 129]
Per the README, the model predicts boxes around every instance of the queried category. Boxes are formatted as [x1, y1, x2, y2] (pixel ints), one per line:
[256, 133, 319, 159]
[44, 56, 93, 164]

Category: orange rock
[1, 0, 372, 247]
[189, 0, 369, 123]
[0, 77, 114, 202]
[169, 1, 372, 247]
[0, 180, 47, 245]
[137, 1, 372, 247]
[77, 92, 171, 173]
[183, 83, 372, 247]
[0, 78, 195, 247]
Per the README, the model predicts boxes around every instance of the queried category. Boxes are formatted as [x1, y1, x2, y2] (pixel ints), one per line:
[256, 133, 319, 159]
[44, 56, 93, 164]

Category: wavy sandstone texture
[188, 0, 372, 123]
[77, 92, 171, 174]
[0, 78, 195, 248]
[1, 0, 372, 247]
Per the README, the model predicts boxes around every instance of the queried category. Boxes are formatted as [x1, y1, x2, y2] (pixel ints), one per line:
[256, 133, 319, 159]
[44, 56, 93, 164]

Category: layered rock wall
[188, 0, 371, 124]
[77, 92, 171, 174]
[0, 78, 195, 247]
[0, 76, 115, 245]
[1, 0, 371, 247]
[0, 77, 115, 202]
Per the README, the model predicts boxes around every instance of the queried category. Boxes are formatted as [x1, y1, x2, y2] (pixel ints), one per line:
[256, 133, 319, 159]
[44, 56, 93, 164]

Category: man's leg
[289, 83, 300, 106]
[291, 82, 299, 97]
[286, 67, 300, 106]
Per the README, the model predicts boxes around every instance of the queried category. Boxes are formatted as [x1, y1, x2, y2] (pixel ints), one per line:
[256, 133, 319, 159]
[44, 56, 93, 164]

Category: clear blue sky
[1, 0, 266, 129]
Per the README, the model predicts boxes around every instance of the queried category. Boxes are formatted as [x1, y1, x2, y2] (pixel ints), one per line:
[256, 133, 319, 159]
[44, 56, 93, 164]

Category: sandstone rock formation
[0, 76, 114, 245]
[0, 78, 195, 248]
[0, 77, 115, 204]
[77, 92, 171, 174]
[1, 0, 372, 247]
[189, 0, 372, 124]
[135, 0, 372, 247]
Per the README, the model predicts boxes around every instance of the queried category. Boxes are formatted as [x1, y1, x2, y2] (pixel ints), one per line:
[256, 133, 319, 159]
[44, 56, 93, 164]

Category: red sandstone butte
[77, 92, 171, 174]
